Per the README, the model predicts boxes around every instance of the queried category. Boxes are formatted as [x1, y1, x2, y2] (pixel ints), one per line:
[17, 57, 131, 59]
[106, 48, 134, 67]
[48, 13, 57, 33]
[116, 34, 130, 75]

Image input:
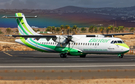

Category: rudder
[15, 13, 39, 35]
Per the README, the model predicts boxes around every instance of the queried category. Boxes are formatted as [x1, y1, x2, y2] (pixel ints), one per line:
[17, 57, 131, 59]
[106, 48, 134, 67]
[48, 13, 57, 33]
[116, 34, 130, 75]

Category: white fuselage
[25, 36, 129, 54]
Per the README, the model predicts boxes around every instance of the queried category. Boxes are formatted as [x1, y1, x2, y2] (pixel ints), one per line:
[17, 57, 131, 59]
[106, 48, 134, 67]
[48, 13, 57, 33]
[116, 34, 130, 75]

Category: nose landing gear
[118, 54, 124, 58]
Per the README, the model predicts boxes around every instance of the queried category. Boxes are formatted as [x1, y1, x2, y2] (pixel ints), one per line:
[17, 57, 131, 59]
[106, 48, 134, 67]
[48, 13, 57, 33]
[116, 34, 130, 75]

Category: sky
[0, 0, 135, 9]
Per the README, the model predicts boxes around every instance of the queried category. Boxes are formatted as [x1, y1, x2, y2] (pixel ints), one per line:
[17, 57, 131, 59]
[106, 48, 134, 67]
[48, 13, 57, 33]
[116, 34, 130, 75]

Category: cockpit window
[111, 40, 124, 44]
[111, 41, 114, 44]
[114, 41, 117, 43]
[118, 41, 123, 43]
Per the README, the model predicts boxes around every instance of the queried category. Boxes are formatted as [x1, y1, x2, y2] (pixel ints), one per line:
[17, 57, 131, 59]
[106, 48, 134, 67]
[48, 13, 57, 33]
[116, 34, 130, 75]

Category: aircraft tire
[80, 55, 86, 58]
[60, 54, 67, 58]
[119, 54, 124, 58]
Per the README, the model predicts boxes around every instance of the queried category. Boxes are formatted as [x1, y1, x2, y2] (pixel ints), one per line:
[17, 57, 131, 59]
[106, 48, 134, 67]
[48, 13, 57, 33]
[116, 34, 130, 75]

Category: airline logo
[89, 38, 111, 43]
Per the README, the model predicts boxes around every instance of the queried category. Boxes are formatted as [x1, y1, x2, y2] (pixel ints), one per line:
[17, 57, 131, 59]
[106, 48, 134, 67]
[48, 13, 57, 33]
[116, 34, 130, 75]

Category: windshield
[111, 40, 124, 44]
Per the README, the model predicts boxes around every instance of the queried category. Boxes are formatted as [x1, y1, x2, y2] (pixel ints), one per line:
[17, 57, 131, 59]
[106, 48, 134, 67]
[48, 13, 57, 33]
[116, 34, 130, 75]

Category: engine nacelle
[67, 49, 83, 56]
[55, 35, 67, 43]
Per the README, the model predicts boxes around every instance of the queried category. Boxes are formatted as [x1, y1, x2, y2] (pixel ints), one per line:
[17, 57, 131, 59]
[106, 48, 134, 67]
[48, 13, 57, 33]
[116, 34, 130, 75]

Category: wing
[6, 35, 57, 41]
[103, 33, 134, 37]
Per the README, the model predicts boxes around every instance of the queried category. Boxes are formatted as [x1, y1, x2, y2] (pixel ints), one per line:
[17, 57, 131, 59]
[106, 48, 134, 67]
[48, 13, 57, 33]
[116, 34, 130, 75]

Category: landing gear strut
[118, 54, 124, 58]
[60, 53, 67, 58]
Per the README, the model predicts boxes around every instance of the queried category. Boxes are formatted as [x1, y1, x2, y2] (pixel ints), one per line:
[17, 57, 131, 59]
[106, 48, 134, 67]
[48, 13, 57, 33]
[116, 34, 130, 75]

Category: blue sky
[0, 0, 135, 9]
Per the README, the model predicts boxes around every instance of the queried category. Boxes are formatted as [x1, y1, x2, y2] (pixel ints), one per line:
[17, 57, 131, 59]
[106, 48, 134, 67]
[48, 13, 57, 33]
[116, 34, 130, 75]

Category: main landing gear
[60, 53, 67, 58]
[118, 54, 124, 58]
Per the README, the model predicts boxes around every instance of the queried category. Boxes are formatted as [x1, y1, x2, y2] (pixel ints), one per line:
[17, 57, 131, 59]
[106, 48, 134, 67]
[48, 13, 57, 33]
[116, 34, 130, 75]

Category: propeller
[56, 26, 78, 53]
[66, 28, 75, 53]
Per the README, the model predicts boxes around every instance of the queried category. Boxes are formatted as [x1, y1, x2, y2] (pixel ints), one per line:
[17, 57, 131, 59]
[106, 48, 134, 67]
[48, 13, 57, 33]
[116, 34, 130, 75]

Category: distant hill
[54, 6, 92, 11]
[1, 6, 135, 27]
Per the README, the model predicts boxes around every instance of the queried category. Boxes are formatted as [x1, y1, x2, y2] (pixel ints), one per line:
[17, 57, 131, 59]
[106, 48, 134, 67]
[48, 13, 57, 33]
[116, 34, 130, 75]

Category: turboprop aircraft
[2, 13, 133, 58]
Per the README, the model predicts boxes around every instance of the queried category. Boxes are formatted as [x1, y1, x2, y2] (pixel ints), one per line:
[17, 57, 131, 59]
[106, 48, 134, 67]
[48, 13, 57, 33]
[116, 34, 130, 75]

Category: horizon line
[0, 5, 135, 10]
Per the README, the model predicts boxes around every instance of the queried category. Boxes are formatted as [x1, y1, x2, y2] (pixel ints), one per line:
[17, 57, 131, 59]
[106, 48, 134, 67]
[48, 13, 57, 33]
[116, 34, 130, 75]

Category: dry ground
[0, 79, 135, 84]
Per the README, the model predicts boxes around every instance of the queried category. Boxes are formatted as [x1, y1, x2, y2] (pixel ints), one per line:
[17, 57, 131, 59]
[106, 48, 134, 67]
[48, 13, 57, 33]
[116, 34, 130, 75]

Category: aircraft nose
[122, 46, 130, 53]
[125, 48, 130, 52]
[116, 43, 130, 53]
[123, 44, 130, 52]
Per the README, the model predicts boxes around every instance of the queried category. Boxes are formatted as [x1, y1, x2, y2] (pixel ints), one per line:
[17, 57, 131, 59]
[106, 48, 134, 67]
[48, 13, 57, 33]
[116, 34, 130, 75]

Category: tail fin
[15, 13, 39, 35]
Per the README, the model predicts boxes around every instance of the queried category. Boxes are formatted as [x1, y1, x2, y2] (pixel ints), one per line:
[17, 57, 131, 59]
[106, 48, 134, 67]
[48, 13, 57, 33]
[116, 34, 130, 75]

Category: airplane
[2, 13, 134, 58]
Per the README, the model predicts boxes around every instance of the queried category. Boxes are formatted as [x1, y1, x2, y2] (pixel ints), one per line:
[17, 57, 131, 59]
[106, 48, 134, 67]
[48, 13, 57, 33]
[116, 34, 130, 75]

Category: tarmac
[0, 51, 135, 80]
[0, 51, 135, 70]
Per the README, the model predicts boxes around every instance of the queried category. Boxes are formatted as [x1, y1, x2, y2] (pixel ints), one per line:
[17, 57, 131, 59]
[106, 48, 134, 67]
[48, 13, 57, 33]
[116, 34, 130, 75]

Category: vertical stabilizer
[15, 13, 39, 35]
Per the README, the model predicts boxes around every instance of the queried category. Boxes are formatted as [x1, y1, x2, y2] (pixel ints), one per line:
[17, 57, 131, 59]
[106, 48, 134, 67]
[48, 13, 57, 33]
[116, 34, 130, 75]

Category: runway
[0, 51, 135, 79]
[0, 51, 135, 70]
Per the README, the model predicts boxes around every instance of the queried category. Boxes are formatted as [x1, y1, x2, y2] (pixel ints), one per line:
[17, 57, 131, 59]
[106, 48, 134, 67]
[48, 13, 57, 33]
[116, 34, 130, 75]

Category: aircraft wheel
[80, 55, 86, 58]
[60, 54, 67, 58]
[119, 54, 124, 58]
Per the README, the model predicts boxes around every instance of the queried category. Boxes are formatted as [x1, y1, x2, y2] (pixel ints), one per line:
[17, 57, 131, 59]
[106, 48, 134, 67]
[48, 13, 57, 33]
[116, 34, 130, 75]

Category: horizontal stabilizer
[2, 16, 37, 18]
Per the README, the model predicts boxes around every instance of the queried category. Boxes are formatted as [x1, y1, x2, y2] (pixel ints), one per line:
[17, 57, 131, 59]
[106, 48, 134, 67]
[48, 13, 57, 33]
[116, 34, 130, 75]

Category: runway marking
[3, 51, 13, 57]
[0, 65, 135, 68]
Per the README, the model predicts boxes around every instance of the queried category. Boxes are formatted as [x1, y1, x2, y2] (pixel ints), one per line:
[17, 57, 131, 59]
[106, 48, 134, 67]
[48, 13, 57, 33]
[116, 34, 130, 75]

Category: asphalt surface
[0, 51, 135, 70]
[0, 51, 135, 80]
